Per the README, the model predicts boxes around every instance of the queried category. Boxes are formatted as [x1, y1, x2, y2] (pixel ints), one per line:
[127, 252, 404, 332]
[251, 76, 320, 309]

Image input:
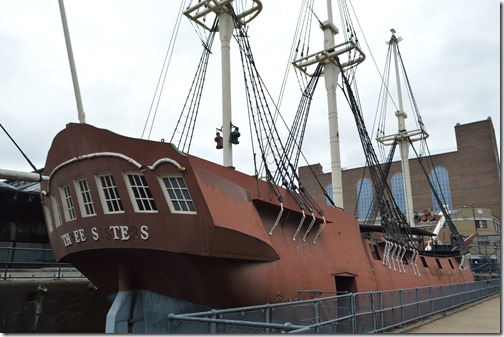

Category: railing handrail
[167, 279, 501, 334]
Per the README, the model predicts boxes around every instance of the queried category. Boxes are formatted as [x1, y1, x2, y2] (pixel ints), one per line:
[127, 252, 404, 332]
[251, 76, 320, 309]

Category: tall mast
[184, 0, 262, 167]
[322, 2, 344, 209]
[292, 0, 364, 210]
[58, 0, 86, 124]
[391, 29, 414, 227]
[377, 29, 429, 227]
[219, 11, 234, 167]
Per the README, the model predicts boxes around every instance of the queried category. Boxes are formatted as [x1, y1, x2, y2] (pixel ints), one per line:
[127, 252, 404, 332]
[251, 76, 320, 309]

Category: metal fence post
[351, 293, 356, 333]
[210, 310, 217, 333]
[416, 288, 420, 319]
[399, 289, 404, 323]
[379, 292, 384, 330]
[3, 247, 13, 280]
[429, 287, 434, 314]
[265, 304, 270, 334]
[314, 299, 320, 333]
[371, 292, 376, 332]
[440, 285, 445, 310]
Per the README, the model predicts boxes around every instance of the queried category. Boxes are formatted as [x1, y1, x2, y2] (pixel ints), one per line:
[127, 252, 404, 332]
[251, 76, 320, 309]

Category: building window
[325, 183, 333, 206]
[476, 220, 487, 229]
[391, 173, 406, 214]
[96, 174, 124, 213]
[159, 176, 196, 214]
[75, 178, 96, 217]
[356, 178, 373, 219]
[125, 173, 158, 212]
[60, 185, 76, 221]
[429, 167, 452, 212]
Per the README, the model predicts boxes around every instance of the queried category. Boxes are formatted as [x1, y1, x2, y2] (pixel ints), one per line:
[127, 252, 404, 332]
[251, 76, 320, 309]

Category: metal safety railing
[166, 279, 500, 333]
[1, 246, 83, 280]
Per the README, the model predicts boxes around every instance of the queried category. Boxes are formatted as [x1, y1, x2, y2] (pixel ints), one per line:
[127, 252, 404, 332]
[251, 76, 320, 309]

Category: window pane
[126, 173, 157, 212]
[160, 176, 196, 214]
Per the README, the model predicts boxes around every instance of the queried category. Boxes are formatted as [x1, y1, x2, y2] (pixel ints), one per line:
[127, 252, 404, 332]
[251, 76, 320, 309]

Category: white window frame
[123, 172, 158, 213]
[75, 178, 96, 217]
[60, 185, 77, 222]
[43, 205, 54, 233]
[51, 195, 63, 227]
[96, 173, 125, 214]
[158, 175, 197, 214]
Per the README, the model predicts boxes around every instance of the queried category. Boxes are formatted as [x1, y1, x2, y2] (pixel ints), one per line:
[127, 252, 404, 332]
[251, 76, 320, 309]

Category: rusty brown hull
[40, 123, 474, 309]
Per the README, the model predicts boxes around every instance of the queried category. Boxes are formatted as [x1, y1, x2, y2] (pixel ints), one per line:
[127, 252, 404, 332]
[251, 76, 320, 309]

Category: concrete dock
[387, 294, 501, 333]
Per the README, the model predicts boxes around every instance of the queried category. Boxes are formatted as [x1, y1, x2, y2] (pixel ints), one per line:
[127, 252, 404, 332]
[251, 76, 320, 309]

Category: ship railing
[1, 246, 83, 280]
[166, 279, 500, 333]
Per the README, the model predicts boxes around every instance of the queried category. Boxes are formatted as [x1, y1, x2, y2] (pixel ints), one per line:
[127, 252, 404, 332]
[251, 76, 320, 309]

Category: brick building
[299, 117, 501, 232]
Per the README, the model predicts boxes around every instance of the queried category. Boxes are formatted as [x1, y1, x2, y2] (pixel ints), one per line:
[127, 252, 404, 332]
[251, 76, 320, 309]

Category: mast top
[184, 0, 262, 31]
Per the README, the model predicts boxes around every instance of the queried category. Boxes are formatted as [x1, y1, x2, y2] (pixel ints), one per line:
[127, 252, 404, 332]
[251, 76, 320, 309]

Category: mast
[377, 29, 429, 227]
[219, 11, 234, 167]
[292, 1, 364, 210]
[322, 0, 344, 209]
[183, 0, 262, 168]
[58, 0, 86, 124]
[390, 29, 414, 227]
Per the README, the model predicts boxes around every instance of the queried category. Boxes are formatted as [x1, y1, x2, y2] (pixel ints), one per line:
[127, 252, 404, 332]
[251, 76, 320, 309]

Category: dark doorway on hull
[333, 273, 357, 294]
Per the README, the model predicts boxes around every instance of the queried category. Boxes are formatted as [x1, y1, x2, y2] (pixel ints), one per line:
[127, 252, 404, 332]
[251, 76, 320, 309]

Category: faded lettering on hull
[61, 225, 149, 246]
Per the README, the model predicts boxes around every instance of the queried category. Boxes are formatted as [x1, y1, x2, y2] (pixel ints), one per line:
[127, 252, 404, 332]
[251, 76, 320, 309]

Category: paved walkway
[387, 294, 501, 333]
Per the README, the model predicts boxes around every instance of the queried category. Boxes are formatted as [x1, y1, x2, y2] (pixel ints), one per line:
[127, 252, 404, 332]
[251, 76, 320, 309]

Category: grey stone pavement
[387, 294, 501, 334]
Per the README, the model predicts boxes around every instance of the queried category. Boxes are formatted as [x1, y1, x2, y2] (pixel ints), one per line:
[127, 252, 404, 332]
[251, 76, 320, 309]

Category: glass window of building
[391, 173, 406, 214]
[429, 167, 452, 212]
[356, 178, 373, 219]
[325, 183, 333, 205]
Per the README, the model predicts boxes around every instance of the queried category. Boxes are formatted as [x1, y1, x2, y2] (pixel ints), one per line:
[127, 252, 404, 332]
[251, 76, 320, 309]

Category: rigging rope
[142, 0, 185, 140]
[227, 4, 323, 215]
[0, 123, 38, 171]
[170, 17, 218, 153]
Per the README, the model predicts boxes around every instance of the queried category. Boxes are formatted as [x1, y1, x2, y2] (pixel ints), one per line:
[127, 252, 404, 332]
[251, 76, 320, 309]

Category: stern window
[96, 174, 124, 213]
[159, 176, 196, 214]
[43, 205, 54, 233]
[60, 185, 76, 221]
[75, 178, 96, 217]
[125, 173, 158, 212]
[51, 195, 63, 227]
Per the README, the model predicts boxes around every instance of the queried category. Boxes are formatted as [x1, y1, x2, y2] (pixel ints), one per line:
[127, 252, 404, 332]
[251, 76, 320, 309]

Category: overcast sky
[0, 0, 500, 179]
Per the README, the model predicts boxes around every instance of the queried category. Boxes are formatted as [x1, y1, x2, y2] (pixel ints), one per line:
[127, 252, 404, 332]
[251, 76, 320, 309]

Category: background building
[299, 118, 500, 276]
